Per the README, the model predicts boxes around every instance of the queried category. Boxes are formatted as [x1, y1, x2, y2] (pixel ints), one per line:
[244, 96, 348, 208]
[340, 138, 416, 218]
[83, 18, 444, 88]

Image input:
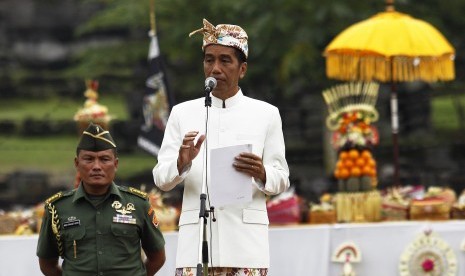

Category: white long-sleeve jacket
[153, 90, 290, 268]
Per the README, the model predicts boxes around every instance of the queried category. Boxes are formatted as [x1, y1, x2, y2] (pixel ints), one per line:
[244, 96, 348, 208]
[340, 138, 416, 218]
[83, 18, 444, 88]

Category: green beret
[77, 123, 116, 152]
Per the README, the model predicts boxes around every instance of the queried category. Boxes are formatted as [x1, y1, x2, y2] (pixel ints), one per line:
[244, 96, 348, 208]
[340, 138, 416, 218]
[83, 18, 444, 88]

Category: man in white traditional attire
[153, 18, 290, 276]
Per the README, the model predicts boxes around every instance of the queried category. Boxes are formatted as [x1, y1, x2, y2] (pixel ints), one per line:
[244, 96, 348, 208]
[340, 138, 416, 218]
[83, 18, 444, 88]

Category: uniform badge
[63, 216, 81, 229]
[111, 201, 122, 209]
[113, 214, 137, 224]
[112, 200, 137, 224]
[111, 200, 136, 215]
[148, 206, 160, 228]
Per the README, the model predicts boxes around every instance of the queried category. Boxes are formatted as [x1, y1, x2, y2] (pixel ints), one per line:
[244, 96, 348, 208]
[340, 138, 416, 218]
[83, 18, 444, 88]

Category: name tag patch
[63, 220, 81, 229]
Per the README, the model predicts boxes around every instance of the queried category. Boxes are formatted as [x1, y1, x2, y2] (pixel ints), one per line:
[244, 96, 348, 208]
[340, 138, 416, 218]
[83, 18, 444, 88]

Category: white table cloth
[1, 220, 465, 276]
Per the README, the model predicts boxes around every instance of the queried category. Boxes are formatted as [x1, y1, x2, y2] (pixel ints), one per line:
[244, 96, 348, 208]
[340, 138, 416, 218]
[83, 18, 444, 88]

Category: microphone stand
[197, 86, 216, 276]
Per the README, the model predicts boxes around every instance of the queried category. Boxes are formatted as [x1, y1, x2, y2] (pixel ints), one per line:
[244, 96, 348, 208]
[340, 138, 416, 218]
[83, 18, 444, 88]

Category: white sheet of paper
[210, 144, 253, 207]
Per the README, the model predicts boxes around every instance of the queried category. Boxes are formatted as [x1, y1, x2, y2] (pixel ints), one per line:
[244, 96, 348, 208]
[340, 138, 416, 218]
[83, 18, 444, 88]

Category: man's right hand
[177, 131, 205, 174]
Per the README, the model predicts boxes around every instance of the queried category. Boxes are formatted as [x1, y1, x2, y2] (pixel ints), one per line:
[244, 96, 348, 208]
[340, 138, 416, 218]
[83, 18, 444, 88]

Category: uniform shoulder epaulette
[44, 190, 75, 205]
[119, 186, 148, 199]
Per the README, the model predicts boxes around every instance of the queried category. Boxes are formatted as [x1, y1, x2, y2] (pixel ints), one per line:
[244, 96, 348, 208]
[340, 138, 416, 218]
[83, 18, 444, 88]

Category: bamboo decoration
[323, 82, 379, 131]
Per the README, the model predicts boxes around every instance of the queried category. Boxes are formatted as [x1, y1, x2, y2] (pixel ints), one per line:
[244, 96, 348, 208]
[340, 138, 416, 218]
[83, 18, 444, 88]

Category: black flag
[137, 31, 174, 156]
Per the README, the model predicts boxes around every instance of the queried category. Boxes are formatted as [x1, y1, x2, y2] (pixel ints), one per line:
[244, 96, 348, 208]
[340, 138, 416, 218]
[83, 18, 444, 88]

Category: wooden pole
[149, 0, 156, 35]
[390, 82, 401, 186]
[386, 0, 395, 12]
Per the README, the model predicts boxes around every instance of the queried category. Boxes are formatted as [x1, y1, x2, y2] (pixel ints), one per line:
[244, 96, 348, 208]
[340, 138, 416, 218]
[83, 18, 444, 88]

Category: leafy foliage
[68, 0, 464, 106]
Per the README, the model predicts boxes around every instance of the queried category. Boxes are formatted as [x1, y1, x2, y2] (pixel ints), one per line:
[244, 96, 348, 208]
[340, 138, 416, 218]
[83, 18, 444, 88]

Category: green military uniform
[37, 183, 165, 276]
[37, 123, 165, 275]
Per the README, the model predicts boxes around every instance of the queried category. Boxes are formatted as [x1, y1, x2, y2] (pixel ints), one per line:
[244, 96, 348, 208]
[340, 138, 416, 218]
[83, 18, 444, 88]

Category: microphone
[204, 77, 217, 93]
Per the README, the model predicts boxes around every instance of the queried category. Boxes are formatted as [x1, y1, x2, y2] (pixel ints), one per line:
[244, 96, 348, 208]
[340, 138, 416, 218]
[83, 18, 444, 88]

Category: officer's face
[75, 149, 118, 190]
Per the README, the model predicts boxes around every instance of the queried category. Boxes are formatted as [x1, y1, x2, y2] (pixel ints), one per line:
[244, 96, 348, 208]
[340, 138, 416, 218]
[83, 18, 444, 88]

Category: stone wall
[0, 0, 115, 98]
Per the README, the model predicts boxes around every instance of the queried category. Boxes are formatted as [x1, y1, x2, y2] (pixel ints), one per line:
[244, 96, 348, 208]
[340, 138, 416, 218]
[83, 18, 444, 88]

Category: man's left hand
[233, 152, 266, 184]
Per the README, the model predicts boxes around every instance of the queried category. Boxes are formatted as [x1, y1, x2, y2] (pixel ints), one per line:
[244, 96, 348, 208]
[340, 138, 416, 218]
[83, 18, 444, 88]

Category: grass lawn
[0, 134, 156, 180]
[431, 94, 464, 131]
[0, 94, 129, 121]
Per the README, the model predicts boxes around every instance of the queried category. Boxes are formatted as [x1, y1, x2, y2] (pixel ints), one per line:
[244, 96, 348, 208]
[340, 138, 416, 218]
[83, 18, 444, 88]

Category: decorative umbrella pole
[324, 0, 455, 186]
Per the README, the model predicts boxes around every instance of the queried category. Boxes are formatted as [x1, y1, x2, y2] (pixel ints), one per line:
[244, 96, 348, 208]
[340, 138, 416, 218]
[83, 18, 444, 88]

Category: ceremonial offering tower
[322, 82, 382, 222]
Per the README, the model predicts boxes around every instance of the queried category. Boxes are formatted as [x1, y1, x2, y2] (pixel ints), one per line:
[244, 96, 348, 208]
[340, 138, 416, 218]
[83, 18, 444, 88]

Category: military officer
[37, 123, 165, 276]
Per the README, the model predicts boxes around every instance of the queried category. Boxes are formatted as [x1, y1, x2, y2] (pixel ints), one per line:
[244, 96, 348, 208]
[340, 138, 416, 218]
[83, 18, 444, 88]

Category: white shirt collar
[211, 89, 243, 108]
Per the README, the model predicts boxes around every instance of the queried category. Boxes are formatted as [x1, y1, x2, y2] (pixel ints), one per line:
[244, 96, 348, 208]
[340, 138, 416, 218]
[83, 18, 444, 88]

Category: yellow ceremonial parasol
[323, 0, 455, 185]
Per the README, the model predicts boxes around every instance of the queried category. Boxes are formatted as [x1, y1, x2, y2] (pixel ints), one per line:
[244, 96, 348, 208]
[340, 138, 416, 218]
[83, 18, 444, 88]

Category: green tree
[70, 0, 464, 102]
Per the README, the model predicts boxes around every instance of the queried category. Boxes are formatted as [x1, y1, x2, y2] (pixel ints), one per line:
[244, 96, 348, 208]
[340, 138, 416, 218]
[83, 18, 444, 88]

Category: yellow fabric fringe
[326, 54, 455, 82]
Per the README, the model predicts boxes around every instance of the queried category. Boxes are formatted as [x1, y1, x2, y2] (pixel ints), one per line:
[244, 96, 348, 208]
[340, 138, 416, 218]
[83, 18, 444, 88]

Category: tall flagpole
[139, 0, 175, 155]
[149, 0, 156, 35]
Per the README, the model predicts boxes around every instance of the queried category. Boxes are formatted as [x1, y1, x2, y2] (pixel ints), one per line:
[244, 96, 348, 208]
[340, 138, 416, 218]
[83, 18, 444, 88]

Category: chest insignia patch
[113, 214, 137, 224]
[63, 217, 81, 229]
[112, 201, 136, 215]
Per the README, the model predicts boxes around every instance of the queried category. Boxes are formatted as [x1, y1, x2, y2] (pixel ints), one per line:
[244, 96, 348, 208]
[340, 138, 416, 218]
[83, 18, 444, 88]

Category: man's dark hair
[203, 46, 247, 64]
[234, 48, 247, 64]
